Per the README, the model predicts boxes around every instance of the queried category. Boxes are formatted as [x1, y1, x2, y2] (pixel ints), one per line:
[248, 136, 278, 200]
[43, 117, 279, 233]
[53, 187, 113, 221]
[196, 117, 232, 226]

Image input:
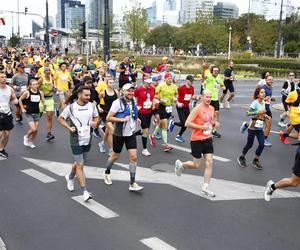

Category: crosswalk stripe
[169, 144, 231, 162]
[21, 169, 56, 183]
[72, 196, 119, 219]
[140, 237, 177, 250]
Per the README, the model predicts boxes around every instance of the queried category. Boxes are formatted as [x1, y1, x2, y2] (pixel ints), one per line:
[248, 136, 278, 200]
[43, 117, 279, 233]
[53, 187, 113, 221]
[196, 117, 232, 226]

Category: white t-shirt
[61, 102, 98, 146]
[107, 59, 118, 70]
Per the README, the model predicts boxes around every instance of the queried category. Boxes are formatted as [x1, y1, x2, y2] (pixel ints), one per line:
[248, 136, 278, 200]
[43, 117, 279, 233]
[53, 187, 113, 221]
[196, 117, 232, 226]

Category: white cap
[144, 79, 152, 84]
[122, 83, 134, 90]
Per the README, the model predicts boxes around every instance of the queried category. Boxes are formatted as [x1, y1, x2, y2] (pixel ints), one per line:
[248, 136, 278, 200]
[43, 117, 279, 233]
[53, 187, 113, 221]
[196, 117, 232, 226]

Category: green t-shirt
[204, 74, 224, 101]
[156, 82, 178, 106]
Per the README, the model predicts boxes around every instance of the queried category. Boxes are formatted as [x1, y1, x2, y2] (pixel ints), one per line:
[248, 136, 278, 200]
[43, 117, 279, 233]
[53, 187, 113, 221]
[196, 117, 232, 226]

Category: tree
[9, 34, 20, 47]
[144, 24, 178, 48]
[122, 3, 149, 51]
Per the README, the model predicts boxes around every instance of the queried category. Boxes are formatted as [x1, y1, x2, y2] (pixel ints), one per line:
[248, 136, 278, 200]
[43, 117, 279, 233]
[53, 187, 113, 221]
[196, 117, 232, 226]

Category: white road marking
[72, 196, 119, 219]
[21, 169, 56, 183]
[169, 144, 231, 162]
[140, 237, 177, 250]
[270, 130, 280, 134]
[235, 95, 281, 98]
[23, 158, 300, 201]
[0, 157, 6, 161]
[0, 237, 6, 249]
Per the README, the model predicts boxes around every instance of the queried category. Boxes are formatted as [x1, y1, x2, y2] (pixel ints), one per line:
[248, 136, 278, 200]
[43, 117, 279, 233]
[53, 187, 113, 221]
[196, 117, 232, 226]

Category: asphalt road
[0, 79, 299, 250]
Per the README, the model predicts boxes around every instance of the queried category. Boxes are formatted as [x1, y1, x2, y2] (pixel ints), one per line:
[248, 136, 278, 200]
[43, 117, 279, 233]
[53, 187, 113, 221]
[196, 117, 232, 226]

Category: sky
[0, 0, 299, 37]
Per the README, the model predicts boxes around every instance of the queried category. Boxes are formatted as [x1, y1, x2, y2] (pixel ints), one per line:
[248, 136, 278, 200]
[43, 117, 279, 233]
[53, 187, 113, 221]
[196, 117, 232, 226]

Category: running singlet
[156, 82, 177, 106]
[177, 85, 194, 108]
[134, 86, 155, 114]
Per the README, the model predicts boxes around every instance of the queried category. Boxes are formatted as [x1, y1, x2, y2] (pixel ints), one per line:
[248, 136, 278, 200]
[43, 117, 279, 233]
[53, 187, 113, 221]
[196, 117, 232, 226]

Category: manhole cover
[150, 163, 174, 173]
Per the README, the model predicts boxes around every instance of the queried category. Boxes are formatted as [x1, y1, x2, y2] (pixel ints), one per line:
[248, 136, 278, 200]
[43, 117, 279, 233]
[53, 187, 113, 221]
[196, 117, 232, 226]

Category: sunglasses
[289, 74, 294, 77]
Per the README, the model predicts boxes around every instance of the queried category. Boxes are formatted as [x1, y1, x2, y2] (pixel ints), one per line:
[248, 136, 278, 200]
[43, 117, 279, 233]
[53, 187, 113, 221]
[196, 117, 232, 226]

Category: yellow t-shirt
[204, 69, 211, 79]
[286, 90, 300, 125]
[37, 66, 55, 77]
[28, 57, 34, 64]
[94, 60, 104, 69]
[55, 71, 72, 91]
[156, 82, 178, 106]
[96, 81, 107, 105]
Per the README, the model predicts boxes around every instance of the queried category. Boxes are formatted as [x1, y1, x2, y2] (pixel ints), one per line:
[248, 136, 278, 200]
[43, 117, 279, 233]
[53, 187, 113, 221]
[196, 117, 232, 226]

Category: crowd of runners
[0, 45, 299, 202]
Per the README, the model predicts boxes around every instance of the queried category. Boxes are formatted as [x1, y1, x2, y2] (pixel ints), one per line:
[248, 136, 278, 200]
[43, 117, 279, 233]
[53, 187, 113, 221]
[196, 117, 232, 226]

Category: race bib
[21, 86, 27, 92]
[165, 106, 173, 113]
[30, 95, 40, 103]
[6, 78, 12, 84]
[203, 123, 212, 135]
[0, 103, 9, 112]
[78, 126, 91, 139]
[255, 119, 264, 129]
[184, 94, 192, 101]
[143, 101, 152, 109]
[60, 74, 68, 81]
[25, 68, 30, 74]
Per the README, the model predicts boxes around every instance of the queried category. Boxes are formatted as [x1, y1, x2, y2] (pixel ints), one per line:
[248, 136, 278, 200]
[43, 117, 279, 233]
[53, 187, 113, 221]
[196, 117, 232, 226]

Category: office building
[180, 0, 214, 24]
[213, 2, 239, 19]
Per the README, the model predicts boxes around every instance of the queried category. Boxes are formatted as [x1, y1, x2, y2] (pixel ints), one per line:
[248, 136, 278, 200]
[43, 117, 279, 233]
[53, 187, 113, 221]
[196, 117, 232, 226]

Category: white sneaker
[201, 184, 216, 197]
[278, 121, 287, 128]
[23, 135, 31, 147]
[264, 180, 275, 202]
[142, 149, 151, 156]
[99, 142, 105, 153]
[219, 103, 224, 109]
[103, 172, 112, 185]
[83, 191, 92, 202]
[29, 141, 36, 149]
[175, 159, 183, 176]
[108, 149, 113, 157]
[65, 174, 75, 192]
[129, 182, 144, 192]
[225, 101, 231, 109]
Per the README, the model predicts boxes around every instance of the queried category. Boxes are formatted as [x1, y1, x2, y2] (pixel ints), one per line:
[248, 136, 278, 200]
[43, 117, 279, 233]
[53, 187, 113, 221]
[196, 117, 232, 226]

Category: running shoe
[83, 191, 92, 202]
[149, 134, 156, 147]
[212, 131, 221, 138]
[142, 149, 151, 156]
[175, 135, 185, 143]
[129, 182, 144, 192]
[225, 101, 231, 109]
[28, 141, 36, 149]
[175, 159, 183, 176]
[23, 135, 31, 147]
[163, 144, 173, 152]
[240, 121, 248, 134]
[237, 156, 247, 168]
[283, 137, 290, 145]
[278, 121, 287, 128]
[279, 130, 285, 143]
[252, 159, 263, 170]
[65, 174, 75, 192]
[201, 184, 216, 197]
[155, 133, 162, 140]
[103, 172, 112, 185]
[46, 133, 55, 141]
[92, 128, 100, 138]
[219, 103, 224, 109]
[0, 149, 8, 158]
[264, 138, 272, 147]
[264, 180, 275, 202]
[168, 119, 175, 132]
[98, 142, 106, 153]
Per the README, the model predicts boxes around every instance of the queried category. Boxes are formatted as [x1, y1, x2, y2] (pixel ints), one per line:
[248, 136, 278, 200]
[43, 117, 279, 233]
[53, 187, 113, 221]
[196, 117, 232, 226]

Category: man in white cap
[103, 83, 143, 191]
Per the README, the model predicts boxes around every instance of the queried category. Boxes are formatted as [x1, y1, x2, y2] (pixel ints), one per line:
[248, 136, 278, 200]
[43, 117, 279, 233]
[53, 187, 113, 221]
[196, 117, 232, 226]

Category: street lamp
[228, 26, 232, 60]
[45, 0, 50, 53]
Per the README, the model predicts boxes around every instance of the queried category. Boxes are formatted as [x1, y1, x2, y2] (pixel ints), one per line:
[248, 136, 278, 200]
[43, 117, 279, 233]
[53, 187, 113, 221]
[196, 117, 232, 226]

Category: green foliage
[9, 34, 20, 47]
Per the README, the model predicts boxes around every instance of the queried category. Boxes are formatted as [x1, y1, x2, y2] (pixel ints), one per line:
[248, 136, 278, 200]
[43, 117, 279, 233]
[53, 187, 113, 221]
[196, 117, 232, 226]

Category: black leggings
[174, 107, 190, 136]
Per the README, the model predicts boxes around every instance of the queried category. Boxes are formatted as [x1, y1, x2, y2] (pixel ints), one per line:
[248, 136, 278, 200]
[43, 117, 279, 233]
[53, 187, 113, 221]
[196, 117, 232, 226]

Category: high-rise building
[213, 2, 239, 19]
[87, 0, 113, 30]
[251, 0, 292, 20]
[32, 20, 43, 37]
[64, 1, 85, 29]
[56, 0, 72, 28]
[180, 0, 214, 24]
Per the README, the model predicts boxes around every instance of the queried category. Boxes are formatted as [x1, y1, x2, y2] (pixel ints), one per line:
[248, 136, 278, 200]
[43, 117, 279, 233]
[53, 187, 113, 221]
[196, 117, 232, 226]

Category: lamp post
[45, 0, 50, 53]
[228, 26, 232, 60]
[103, 0, 110, 62]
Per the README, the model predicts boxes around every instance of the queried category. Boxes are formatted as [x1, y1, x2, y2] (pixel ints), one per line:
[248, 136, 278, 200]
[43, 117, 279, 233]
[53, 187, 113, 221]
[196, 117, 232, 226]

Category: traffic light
[79, 22, 86, 39]
[25, 7, 28, 15]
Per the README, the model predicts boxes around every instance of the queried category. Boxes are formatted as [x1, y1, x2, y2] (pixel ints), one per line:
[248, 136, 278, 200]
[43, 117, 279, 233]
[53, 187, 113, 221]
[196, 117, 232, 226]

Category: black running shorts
[113, 134, 137, 154]
[0, 113, 14, 131]
[190, 138, 214, 159]
[293, 152, 300, 177]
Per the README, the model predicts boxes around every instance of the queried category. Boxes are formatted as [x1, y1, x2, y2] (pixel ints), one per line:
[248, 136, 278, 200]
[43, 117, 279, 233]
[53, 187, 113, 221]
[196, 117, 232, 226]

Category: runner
[219, 61, 235, 109]
[19, 79, 44, 148]
[141, 60, 153, 82]
[203, 66, 224, 138]
[117, 56, 131, 89]
[174, 89, 219, 197]
[98, 78, 119, 155]
[58, 86, 100, 202]
[103, 83, 143, 191]
[169, 75, 196, 142]
[264, 144, 300, 201]
[107, 55, 118, 80]
[4, 59, 15, 84]
[149, 72, 178, 152]
[0, 72, 18, 158]
[237, 87, 268, 170]
[278, 72, 295, 127]
[134, 78, 155, 156]
[37, 67, 55, 141]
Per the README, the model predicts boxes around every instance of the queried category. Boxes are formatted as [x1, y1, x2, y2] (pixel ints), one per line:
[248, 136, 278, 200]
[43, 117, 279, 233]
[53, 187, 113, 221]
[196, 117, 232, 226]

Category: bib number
[165, 106, 173, 113]
[78, 126, 90, 139]
[25, 68, 30, 74]
[255, 119, 264, 129]
[203, 123, 212, 135]
[184, 94, 192, 101]
[30, 95, 40, 103]
[60, 75, 68, 81]
[0, 103, 9, 112]
[143, 101, 152, 109]
[6, 78, 12, 84]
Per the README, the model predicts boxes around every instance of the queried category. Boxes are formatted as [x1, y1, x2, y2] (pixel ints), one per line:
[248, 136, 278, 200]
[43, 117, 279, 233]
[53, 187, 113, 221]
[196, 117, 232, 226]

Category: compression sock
[162, 129, 168, 144]
[105, 160, 114, 174]
[129, 163, 137, 184]
[142, 135, 147, 149]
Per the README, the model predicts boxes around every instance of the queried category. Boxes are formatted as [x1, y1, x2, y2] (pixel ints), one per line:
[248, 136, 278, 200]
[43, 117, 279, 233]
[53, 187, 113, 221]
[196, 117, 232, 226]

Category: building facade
[213, 2, 239, 19]
[87, 0, 113, 30]
[251, 0, 292, 20]
[64, 1, 85, 29]
[180, 0, 214, 24]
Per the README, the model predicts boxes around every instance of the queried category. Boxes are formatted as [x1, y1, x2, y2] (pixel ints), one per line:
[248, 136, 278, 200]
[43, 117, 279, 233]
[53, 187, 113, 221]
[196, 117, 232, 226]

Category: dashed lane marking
[140, 237, 177, 250]
[21, 169, 56, 183]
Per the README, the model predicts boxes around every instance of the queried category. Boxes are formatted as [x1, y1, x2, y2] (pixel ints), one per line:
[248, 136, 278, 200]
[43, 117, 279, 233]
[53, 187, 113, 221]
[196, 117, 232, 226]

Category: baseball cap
[18, 63, 25, 68]
[152, 75, 161, 81]
[164, 72, 173, 79]
[145, 79, 152, 84]
[162, 56, 168, 61]
[122, 83, 134, 90]
[44, 67, 51, 72]
[186, 75, 194, 81]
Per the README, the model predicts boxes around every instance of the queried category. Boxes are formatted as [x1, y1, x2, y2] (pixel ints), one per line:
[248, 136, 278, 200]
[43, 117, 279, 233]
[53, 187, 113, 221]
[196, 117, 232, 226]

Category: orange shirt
[189, 103, 215, 141]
